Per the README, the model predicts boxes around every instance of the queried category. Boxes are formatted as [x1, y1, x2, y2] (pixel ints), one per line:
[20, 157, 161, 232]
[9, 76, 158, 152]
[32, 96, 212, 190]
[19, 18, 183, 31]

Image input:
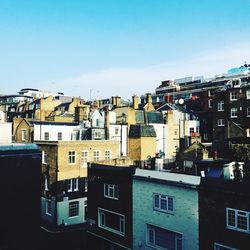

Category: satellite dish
[174, 100, 179, 104]
[178, 99, 184, 105]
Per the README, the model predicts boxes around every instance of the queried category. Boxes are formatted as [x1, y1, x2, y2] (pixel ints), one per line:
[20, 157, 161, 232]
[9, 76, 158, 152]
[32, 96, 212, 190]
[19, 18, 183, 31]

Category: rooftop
[134, 168, 201, 186]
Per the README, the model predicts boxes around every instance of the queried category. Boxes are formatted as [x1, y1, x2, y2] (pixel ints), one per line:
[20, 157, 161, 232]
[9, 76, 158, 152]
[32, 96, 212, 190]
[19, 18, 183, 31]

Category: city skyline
[1, 0, 250, 99]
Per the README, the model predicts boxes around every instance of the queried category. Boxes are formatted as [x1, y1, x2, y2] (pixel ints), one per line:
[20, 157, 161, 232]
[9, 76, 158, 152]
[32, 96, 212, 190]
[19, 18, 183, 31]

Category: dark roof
[89, 163, 136, 176]
[146, 111, 164, 124]
[129, 124, 156, 138]
[20, 88, 39, 92]
[195, 159, 230, 168]
[29, 121, 79, 126]
[55, 102, 71, 109]
[136, 110, 145, 123]
[0, 144, 40, 156]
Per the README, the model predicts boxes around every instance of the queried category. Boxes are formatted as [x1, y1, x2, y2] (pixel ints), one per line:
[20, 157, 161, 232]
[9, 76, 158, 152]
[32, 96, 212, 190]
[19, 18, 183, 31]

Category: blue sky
[0, 0, 250, 99]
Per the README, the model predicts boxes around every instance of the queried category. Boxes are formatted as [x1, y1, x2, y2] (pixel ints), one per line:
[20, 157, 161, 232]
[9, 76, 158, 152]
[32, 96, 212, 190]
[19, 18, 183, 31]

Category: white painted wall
[109, 124, 128, 156]
[150, 124, 166, 155]
[34, 124, 80, 141]
[41, 197, 87, 227]
[91, 110, 104, 128]
[0, 122, 12, 143]
[57, 197, 87, 226]
[133, 170, 200, 250]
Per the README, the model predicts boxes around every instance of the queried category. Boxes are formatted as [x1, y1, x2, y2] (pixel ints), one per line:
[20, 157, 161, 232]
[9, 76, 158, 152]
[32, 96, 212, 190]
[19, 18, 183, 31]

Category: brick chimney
[132, 95, 139, 109]
[146, 93, 152, 104]
[111, 96, 121, 107]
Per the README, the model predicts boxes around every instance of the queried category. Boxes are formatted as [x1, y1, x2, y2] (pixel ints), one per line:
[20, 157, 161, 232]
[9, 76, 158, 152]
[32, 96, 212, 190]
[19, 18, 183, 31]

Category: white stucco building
[133, 169, 200, 250]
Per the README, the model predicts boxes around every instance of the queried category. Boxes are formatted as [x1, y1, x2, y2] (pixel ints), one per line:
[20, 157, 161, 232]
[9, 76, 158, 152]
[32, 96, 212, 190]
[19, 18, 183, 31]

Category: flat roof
[0, 143, 39, 151]
[134, 169, 201, 186]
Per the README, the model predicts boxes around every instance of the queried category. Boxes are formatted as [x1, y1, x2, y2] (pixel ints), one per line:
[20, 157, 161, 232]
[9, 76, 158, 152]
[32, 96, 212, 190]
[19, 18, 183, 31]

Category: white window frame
[247, 107, 250, 117]
[46, 200, 52, 216]
[98, 208, 125, 236]
[226, 208, 250, 234]
[208, 99, 212, 108]
[147, 224, 182, 250]
[217, 119, 225, 127]
[214, 243, 238, 250]
[44, 132, 49, 140]
[104, 183, 119, 200]
[246, 90, 250, 99]
[84, 178, 88, 192]
[44, 175, 48, 191]
[94, 130, 102, 139]
[21, 129, 26, 142]
[105, 150, 111, 160]
[81, 150, 88, 167]
[230, 91, 237, 101]
[217, 100, 225, 111]
[68, 151, 76, 164]
[153, 193, 174, 214]
[57, 132, 62, 140]
[93, 150, 100, 161]
[68, 201, 79, 218]
[68, 178, 78, 192]
[230, 108, 237, 118]
[42, 150, 48, 164]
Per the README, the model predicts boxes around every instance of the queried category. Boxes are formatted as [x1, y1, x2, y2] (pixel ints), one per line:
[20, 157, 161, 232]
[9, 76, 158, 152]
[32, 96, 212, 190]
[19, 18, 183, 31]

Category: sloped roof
[129, 124, 156, 138]
[29, 121, 79, 126]
[146, 111, 164, 124]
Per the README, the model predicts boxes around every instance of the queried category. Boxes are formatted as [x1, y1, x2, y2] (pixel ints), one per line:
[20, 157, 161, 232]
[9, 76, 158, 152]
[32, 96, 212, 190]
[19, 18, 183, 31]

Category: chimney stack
[132, 95, 139, 109]
[146, 93, 152, 104]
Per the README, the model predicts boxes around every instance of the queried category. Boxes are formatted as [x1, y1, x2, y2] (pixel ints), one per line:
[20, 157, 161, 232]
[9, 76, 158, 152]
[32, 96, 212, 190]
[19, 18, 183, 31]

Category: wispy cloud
[44, 43, 250, 100]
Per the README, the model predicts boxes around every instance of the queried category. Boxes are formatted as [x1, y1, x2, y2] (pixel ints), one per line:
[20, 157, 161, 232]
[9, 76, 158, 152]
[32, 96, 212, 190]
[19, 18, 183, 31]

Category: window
[68, 151, 76, 164]
[93, 150, 100, 161]
[217, 101, 225, 111]
[94, 131, 102, 139]
[21, 129, 26, 142]
[209, 99, 212, 108]
[44, 175, 49, 191]
[226, 208, 250, 233]
[104, 184, 118, 200]
[69, 201, 79, 218]
[214, 243, 238, 250]
[96, 119, 99, 127]
[42, 151, 48, 164]
[44, 132, 49, 140]
[105, 150, 111, 160]
[46, 200, 52, 216]
[204, 133, 208, 140]
[246, 90, 250, 99]
[218, 119, 225, 127]
[115, 127, 119, 135]
[154, 194, 174, 213]
[98, 208, 125, 236]
[230, 92, 237, 101]
[147, 224, 182, 250]
[68, 178, 78, 192]
[58, 132, 62, 140]
[230, 108, 237, 118]
[84, 178, 88, 192]
[189, 127, 195, 135]
[247, 107, 250, 117]
[81, 151, 88, 167]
